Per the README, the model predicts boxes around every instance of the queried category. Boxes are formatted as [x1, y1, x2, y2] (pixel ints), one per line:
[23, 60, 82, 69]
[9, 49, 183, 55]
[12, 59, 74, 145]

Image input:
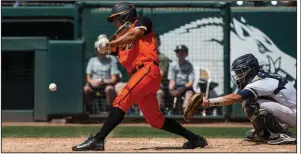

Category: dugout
[2, 37, 84, 121]
[1, 5, 84, 121]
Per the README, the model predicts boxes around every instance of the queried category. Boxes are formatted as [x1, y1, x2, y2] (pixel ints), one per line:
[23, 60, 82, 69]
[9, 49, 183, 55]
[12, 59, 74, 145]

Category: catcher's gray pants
[257, 99, 296, 127]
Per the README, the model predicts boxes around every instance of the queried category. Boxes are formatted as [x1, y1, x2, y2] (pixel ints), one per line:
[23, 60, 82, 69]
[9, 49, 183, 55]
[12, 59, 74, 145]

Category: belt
[130, 61, 159, 75]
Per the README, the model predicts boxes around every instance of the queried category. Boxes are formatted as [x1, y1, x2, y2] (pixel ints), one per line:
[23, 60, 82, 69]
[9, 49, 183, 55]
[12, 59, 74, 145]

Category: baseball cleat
[280, 123, 293, 137]
[72, 135, 104, 151]
[244, 129, 279, 143]
[183, 135, 208, 149]
[244, 129, 256, 142]
[244, 125, 294, 142]
[244, 129, 269, 142]
[267, 134, 297, 145]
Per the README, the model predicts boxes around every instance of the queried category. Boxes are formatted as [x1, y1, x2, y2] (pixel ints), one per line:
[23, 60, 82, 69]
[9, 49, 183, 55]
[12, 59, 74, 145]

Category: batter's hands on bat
[95, 34, 111, 54]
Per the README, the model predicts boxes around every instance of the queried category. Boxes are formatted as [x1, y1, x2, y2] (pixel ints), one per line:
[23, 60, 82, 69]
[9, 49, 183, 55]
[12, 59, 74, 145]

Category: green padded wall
[47, 40, 84, 114]
[34, 50, 49, 120]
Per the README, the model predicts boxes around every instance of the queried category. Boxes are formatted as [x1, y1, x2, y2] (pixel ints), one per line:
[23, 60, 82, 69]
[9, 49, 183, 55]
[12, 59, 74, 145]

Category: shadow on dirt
[134, 147, 183, 150]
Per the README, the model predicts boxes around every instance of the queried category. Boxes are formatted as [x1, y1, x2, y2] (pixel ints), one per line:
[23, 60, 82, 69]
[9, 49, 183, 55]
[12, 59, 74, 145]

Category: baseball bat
[97, 22, 131, 54]
[109, 22, 132, 41]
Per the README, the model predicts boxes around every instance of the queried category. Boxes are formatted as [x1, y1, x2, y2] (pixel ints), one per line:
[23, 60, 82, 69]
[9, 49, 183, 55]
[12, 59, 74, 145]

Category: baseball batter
[184, 54, 296, 145]
[72, 2, 207, 151]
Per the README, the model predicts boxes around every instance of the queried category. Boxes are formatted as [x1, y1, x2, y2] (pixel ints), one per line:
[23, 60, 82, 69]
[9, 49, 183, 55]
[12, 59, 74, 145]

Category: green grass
[2, 126, 296, 138]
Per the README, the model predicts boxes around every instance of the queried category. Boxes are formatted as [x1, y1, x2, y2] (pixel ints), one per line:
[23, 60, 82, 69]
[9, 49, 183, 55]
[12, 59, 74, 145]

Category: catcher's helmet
[231, 54, 260, 89]
[107, 2, 137, 24]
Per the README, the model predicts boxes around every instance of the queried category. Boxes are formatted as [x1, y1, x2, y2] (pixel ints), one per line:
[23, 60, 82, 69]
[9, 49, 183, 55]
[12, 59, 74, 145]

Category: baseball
[49, 83, 57, 91]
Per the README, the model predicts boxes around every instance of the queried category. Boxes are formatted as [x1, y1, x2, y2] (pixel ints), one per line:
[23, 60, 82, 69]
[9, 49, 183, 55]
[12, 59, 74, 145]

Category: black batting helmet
[231, 54, 260, 89]
[107, 2, 137, 24]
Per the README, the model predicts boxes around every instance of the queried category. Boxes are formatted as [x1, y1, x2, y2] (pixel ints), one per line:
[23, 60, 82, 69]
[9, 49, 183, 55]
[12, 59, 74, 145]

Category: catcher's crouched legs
[242, 99, 294, 144]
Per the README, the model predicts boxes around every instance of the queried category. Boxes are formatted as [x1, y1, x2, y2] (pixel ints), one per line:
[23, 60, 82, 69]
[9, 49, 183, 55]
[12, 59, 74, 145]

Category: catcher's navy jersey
[238, 73, 296, 113]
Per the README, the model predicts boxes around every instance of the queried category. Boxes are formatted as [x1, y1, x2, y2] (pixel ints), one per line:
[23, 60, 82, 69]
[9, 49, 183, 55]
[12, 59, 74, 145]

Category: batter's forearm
[109, 31, 137, 48]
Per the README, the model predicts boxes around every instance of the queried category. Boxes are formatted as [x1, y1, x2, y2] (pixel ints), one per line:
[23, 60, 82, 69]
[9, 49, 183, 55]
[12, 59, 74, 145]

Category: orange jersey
[117, 16, 159, 74]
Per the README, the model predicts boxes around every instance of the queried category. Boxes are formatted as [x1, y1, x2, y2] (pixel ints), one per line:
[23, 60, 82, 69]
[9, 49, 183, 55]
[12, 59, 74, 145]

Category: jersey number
[121, 41, 136, 51]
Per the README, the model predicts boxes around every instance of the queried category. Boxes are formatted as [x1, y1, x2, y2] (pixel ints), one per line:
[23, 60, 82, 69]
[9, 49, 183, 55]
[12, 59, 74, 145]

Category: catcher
[72, 2, 207, 151]
[184, 54, 296, 145]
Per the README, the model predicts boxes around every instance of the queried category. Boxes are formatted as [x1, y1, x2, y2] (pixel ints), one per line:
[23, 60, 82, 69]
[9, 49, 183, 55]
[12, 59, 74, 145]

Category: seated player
[83, 39, 120, 113]
[168, 45, 195, 110]
[184, 53, 296, 145]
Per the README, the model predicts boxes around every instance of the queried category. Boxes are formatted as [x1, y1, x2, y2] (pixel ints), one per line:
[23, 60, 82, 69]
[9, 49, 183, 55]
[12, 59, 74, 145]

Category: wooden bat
[97, 22, 131, 54]
[109, 22, 132, 41]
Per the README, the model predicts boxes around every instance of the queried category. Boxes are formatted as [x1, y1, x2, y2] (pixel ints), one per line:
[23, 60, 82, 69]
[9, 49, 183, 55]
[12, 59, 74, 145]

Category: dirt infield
[2, 137, 296, 152]
[2, 122, 252, 127]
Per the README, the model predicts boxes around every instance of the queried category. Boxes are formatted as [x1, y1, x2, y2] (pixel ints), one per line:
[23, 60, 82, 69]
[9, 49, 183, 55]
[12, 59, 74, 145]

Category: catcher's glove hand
[169, 87, 186, 97]
[184, 93, 204, 122]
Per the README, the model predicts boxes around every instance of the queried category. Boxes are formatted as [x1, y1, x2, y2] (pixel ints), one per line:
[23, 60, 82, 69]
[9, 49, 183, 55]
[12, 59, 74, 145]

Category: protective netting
[85, 7, 226, 117]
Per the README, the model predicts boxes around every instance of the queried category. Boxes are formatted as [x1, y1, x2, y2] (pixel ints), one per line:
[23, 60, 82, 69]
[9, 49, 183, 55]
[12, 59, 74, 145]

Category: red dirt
[2, 137, 296, 153]
[1, 122, 252, 127]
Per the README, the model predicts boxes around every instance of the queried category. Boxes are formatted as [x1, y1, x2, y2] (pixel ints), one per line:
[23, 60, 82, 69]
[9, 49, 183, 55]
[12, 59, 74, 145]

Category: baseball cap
[174, 45, 188, 53]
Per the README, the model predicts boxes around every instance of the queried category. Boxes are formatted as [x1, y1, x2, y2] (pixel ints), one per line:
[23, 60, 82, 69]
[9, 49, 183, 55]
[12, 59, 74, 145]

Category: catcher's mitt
[184, 93, 204, 122]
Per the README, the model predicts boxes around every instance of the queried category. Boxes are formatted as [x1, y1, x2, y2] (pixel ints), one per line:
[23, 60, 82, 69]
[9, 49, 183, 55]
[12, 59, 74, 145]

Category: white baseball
[49, 83, 57, 91]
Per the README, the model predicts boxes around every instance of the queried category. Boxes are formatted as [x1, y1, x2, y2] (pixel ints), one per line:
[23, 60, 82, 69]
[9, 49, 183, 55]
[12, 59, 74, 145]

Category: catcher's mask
[231, 54, 259, 89]
[107, 2, 137, 24]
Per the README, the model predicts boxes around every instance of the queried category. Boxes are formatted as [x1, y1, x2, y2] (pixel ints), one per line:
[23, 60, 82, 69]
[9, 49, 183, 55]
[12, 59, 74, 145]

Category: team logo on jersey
[160, 17, 296, 94]
[121, 41, 136, 51]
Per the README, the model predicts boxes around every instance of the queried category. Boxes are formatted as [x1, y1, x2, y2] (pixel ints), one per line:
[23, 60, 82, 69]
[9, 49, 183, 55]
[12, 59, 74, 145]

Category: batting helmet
[107, 2, 137, 24]
[231, 53, 260, 89]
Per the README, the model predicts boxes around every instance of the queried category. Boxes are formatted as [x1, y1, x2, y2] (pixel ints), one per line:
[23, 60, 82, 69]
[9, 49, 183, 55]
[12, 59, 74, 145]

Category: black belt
[130, 61, 159, 75]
